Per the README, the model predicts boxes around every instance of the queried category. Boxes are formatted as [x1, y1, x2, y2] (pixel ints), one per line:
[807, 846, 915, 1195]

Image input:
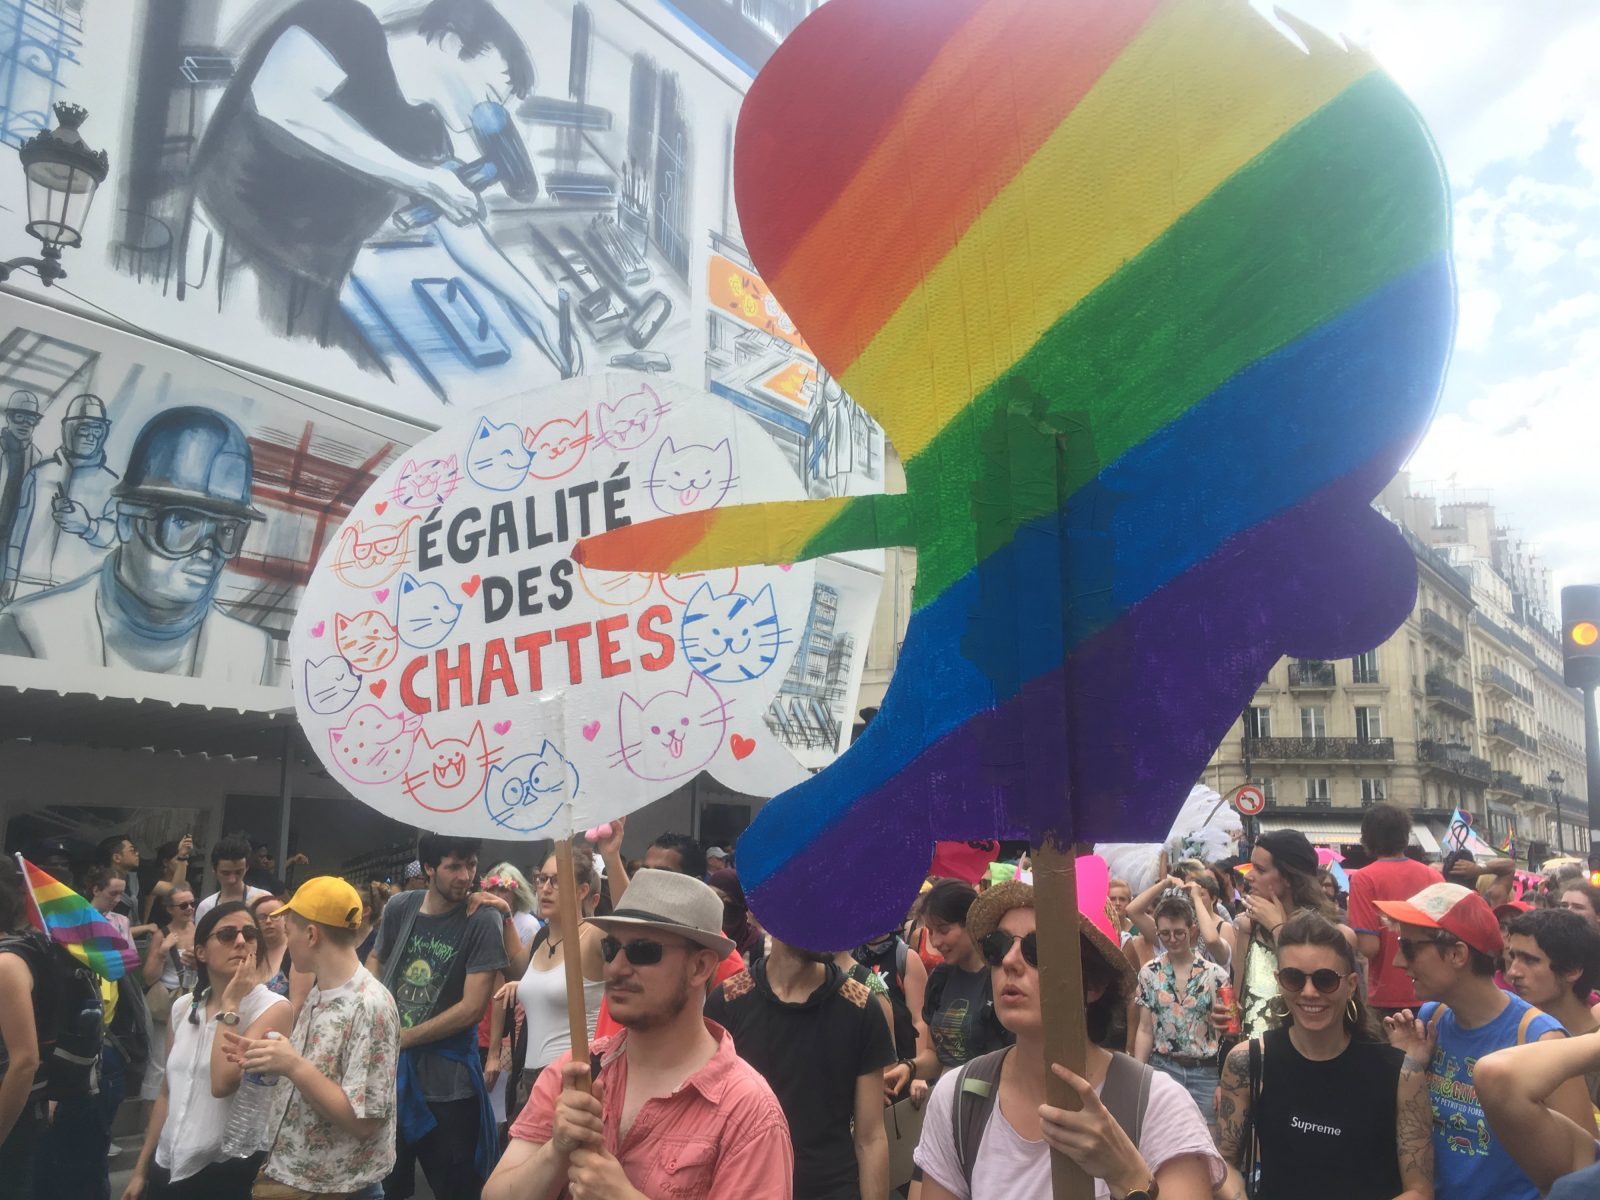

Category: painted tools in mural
[291, 374, 812, 838]
[577, 0, 1456, 949]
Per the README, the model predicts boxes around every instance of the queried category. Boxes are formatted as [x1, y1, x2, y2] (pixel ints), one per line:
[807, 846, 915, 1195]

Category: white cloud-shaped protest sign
[291, 375, 812, 838]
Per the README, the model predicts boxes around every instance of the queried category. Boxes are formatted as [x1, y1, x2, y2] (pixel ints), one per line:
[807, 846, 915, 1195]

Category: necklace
[544, 937, 562, 958]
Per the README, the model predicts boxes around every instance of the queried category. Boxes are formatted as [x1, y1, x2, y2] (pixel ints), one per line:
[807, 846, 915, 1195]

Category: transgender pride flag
[15, 855, 139, 980]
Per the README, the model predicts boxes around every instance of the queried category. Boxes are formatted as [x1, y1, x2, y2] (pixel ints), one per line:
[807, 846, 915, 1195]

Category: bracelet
[899, 1057, 917, 1082]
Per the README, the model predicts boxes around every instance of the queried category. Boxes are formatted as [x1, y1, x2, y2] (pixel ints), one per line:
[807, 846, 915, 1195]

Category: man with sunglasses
[488, 869, 793, 1200]
[0, 407, 276, 683]
[1132, 895, 1230, 1131]
[1378, 882, 1593, 1200]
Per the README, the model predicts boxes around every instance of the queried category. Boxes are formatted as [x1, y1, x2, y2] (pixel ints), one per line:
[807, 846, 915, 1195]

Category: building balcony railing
[1486, 718, 1538, 755]
[1418, 739, 1493, 782]
[1480, 666, 1535, 706]
[1244, 736, 1395, 762]
[1524, 785, 1552, 807]
[1490, 770, 1525, 794]
[1425, 673, 1475, 719]
[1286, 660, 1336, 689]
[1420, 608, 1466, 655]
[1474, 613, 1537, 662]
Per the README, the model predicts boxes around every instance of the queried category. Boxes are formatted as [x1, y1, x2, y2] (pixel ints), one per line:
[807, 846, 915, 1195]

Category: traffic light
[1562, 585, 1600, 689]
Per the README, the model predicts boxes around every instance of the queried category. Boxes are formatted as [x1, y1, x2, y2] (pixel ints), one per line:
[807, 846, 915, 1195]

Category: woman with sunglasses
[915, 881, 1223, 1199]
[478, 864, 540, 1121]
[122, 901, 292, 1200]
[139, 886, 199, 1103]
[1215, 910, 1432, 1200]
[499, 848, 605, 1119]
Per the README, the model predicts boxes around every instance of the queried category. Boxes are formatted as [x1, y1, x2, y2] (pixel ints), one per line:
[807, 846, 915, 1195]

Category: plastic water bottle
[221, 1031, 282, 1157]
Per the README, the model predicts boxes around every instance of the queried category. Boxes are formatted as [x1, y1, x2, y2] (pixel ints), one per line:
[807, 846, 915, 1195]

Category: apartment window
[1246, 777, 1277, 807]
[1355, 706, 1383, 741]
[1361, 778, 1387, 805]
[1305, 778, 1331, 805]
[1246, 706, 1273, 738]
[1300, 707, 1326, 738]
[1351, 651, 1380, 684]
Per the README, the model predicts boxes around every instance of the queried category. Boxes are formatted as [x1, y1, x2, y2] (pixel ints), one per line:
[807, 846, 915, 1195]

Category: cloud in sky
[1251, 1, 1600, 598]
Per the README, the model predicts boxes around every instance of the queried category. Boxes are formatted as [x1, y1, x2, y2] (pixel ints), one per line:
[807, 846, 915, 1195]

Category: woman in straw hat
[913, 880, 1223, 1199]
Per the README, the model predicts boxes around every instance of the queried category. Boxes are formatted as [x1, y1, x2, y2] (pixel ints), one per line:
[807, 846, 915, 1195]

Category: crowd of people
[1, 803, 1599, 1199]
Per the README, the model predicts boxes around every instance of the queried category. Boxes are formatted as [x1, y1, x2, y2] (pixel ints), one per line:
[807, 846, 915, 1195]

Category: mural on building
[0, 0, 83, 148]
[0, 309, 423, 701]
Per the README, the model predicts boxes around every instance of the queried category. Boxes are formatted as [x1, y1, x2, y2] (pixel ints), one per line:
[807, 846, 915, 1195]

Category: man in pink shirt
[485, 869, 793, 1200]
[1345, 803, 1443, 1016]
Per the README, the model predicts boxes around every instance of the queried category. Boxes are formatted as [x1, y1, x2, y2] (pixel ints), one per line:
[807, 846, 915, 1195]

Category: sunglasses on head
[1397, 934, 1457, 961]
[210, 925, 260, 945]
[600, 936, 688, 966]
[1275, 967, 1348, 994]
[979, 929, 1038, 968]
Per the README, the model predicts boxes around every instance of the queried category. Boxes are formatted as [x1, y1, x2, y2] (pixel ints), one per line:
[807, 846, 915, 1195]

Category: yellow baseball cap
[281, 876, 363, 930]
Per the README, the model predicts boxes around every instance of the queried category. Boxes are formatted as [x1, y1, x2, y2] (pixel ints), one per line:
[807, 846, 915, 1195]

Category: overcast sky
[1246, 1, 1600, 601]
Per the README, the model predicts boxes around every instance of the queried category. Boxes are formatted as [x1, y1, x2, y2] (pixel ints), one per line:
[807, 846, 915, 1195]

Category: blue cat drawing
[482, 740, 580, 832]
[303, 655, 362, 714]
[466, 415, 534, 491]
[678, 582, 786, 682]
[646, 438, 735, 514]
[395, 572, 463, 649]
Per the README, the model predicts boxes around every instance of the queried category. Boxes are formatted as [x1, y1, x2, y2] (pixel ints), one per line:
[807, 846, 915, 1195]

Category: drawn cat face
[391, 455, 460, 509]
[395, 572, 462, 649]
[679, 583, 786, 683]
[401, 722, 498, 812]
[328, 704, 420, 785]
[596, 385, 668, 452]
[576, 563, 656, 608]
[482, 740, 580, 832]
[334, 610, 399, 673]
[303, 655, 362, 715]
[466, 415, 534, 491]
[330, 517, 419, 589]
[526, 413, 591, 480]
[646, 438, 734, 514]
[614, 673, 728, 781]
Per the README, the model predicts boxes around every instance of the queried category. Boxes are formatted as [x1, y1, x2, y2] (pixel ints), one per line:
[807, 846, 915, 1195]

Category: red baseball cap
[1376, 882, 1504, 957]
[1493, 900, 1532, 922]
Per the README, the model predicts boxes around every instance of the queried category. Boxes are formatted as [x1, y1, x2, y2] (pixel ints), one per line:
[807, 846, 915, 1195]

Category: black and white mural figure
[0, 390, 44, 559]
[186, 0, 576, 376]
[2, 392, 118, 600]
[0, 407, 275, 682]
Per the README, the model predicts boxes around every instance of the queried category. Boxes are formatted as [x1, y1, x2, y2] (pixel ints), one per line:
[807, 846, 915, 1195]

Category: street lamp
[2, 103, 109, 286]
[1549, 769, 1565, 854]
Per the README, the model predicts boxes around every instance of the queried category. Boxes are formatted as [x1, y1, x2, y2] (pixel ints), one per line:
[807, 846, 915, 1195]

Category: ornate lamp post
[2, 103, 109, 286]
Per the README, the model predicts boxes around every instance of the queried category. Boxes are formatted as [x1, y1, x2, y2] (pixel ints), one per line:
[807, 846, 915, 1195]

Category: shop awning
[0, 684, 304, 762]
[1257, 813, 1439, 854]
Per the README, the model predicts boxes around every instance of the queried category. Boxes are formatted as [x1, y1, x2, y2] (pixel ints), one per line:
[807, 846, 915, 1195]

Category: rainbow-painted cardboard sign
[578, 0, 1455, 947]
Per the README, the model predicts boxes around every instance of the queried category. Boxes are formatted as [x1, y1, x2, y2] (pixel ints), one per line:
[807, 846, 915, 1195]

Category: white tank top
[517, 951, 604, 1069]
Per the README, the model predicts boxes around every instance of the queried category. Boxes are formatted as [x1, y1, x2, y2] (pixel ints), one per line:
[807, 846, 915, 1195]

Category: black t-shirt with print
[924, 962, 1014, 1068]
[707, 959, 896, 1200]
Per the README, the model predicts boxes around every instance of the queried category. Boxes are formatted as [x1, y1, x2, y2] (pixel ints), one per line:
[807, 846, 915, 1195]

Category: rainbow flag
[16, 856, 139, 980]
[577, 0, 1453, 948]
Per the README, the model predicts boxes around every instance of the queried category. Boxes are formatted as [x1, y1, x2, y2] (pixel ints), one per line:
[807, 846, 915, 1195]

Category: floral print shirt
[261, 965, 400, 1193]
[1135, 954, 1230, 1059]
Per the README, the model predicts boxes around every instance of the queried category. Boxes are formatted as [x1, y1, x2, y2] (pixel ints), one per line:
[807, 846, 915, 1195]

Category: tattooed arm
[1393, 1054, 1434, 1200]
[1215, 1041, 1252, 1200]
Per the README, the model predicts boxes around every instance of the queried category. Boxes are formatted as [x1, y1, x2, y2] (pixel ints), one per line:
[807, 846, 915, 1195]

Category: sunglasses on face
[1275, 967, 1348, 994]
[210, 925, 260, 945]
[533, 874, 559, 889]
[1397, 934, 1456, 961]
[170, 901, 195, 911]
[979, 929, 1038, 968]
[600, 937, 685, 966]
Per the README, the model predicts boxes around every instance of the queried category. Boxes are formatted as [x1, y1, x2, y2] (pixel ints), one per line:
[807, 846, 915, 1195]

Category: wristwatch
[216, 1010, 241, 1026]
[1118, 1178, 1158, 1200]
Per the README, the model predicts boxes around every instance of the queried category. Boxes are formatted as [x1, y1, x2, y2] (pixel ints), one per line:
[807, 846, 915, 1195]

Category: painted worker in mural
[0, 407, 277, 684]
[0, 389, 43, 559]
[188, 0, 577, 375]
[1, 392, 119, 602]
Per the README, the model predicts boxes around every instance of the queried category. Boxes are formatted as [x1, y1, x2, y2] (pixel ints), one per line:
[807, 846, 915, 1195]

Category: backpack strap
[1101, 1051, 1155, 1146]
[378, 891, 424, 994]
[923, 964, 949, 1026]
[895, 938, 908, 989]
[953, 1047, 1010, 1186]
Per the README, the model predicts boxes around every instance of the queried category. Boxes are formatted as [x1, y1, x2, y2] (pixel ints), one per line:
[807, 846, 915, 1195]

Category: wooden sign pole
[555, 836, 592, 1093]
[1033, 838, 1094, 1200]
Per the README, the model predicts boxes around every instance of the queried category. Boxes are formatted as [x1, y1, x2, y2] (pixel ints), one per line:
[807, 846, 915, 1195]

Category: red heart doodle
[493, 720, 512, 735]
[582, 720, 601, 741]
[462, 575, 482, 598]
[310, 621, 325, 638]
[375, 501, 389, 515]
[369, 679, 388, 698]
[731, 735, 755, 760]
[374, 588, 390, 603]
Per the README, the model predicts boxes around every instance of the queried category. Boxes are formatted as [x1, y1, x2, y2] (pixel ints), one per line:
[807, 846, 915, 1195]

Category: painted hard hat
[5, 390, 41, 416]
[113, 407, 264, 521]
[63, 393, 108, 423]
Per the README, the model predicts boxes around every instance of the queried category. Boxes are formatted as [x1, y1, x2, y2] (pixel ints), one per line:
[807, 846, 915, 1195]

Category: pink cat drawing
[613, 673, 729, 781]
[328, 705, 421, 785]
[390, 456, 461, 509]
[595, 384, 669, 452]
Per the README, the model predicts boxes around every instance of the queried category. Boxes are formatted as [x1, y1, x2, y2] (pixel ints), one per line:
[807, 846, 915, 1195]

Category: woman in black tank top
[1217, 911, 1434, 1200]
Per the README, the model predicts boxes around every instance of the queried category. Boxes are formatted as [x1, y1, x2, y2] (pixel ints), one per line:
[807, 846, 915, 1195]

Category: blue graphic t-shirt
[1420, 996, 1564, 1200]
